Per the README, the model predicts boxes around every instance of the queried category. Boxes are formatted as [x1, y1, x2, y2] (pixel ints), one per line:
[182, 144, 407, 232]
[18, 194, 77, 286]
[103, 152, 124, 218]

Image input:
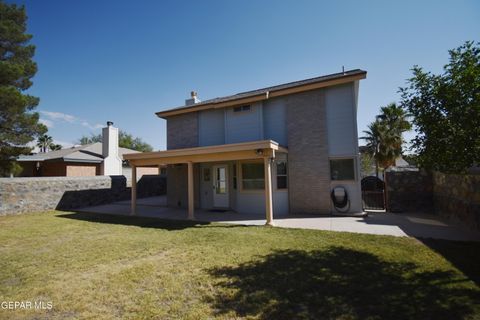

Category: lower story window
[241, 162, 264, 190]
[330, 158, 355, 181]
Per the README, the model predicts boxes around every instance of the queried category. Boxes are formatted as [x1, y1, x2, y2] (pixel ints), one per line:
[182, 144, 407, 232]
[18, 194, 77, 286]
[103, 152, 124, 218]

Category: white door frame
[212, 164, 229, 208]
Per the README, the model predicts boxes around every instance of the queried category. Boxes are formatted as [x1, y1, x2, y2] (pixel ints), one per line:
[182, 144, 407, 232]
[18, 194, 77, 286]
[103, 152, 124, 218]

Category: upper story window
[233, 105, 251, 113]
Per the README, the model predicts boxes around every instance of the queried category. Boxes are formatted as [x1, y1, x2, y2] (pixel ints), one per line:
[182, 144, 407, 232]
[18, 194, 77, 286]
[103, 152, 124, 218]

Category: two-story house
[124, 69, 367, 225]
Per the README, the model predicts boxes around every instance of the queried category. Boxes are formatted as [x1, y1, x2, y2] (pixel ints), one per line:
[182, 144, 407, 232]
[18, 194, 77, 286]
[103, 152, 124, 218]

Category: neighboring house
[359, 146, 412, 178]
[125, 69, 367, 224]
[359, 146, 418, 180]
[17, 122, 159, 177]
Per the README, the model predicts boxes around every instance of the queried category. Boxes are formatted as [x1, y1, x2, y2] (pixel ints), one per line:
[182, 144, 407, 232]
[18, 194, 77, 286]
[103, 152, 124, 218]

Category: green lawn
[0, 211, 479, 320]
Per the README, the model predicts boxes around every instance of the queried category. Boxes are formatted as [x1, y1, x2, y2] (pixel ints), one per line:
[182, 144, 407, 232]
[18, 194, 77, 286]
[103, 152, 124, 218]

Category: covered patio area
[124, 140, 287, 225]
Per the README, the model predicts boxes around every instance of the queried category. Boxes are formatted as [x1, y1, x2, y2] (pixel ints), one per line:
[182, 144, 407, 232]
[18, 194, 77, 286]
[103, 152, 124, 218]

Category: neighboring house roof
[156, 69, 367, 118]
[395, 156, 410, 167]
[17, 142, 140, 164]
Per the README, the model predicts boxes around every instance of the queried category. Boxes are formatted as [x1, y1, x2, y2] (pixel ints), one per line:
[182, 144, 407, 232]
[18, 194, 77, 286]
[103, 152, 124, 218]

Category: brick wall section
[433, 172, 480, 231]
[166, 113, 199, 150]
[286, 89, 331, 214]
[385, 170, 433, 213]
[42, 162, 67, 176]
[0, 175, 166, 215]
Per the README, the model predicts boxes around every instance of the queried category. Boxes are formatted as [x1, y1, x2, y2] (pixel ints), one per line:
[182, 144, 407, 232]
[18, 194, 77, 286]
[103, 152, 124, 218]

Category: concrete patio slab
[74, 196, 480, 241]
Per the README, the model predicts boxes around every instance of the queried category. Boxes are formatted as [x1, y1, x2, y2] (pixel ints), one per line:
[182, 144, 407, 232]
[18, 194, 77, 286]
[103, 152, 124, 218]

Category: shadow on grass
[56, 212, 250, 231]
[208, 247, 479, 320]
[420, 238, 480, 286]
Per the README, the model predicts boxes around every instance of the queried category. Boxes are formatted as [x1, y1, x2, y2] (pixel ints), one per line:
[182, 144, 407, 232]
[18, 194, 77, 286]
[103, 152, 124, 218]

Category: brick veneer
[166, 113, 199, 150]
[286, 89, 331, 214]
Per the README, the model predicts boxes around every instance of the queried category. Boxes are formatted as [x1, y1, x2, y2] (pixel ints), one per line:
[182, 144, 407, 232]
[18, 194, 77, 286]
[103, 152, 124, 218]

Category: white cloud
[40, 110, 104, 131]
[40, 111, 76, 123]
[39, 118, 54, 128]
[81, 121, 104, 130]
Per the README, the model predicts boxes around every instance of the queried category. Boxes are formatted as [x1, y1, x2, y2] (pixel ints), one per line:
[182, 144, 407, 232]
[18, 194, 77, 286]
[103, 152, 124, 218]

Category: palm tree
[361, 103, 411, 176]
[36, 134, 53, 153]
[377, 103, 411, 139]
[361, 121, 383, 177]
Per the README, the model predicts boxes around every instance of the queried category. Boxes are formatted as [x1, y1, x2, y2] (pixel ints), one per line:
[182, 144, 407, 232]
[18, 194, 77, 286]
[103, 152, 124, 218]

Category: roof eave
[155, 71, 366, 118]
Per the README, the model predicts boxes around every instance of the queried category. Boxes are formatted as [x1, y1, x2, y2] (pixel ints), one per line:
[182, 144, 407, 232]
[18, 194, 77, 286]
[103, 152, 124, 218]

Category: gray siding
[199, 163, 214, 209]
[198, 109, 225, 146]
[325, 83, 362, 213]
[166, 164, 200, 208]
[225, 102, 263, 144]
[325, 83, 356, 156]
[263, 98, 287, 146]
[166, 113, 199, 150]
[286, 89, 331, 214]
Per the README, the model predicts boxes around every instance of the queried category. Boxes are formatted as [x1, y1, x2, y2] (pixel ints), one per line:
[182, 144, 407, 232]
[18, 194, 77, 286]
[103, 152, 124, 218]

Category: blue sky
[10, 0, 480, 150]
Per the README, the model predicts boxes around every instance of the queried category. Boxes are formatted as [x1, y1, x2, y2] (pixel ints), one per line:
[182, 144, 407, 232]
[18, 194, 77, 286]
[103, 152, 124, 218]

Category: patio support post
[264, 156, 274, 226]
[131, 164, 137, 215]
[187, 161, 194, 220]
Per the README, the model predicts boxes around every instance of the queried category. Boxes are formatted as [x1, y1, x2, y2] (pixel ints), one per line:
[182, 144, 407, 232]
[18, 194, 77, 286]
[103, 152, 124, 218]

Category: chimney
[101, 121, 122, 175]
[185, 91, 201, 106]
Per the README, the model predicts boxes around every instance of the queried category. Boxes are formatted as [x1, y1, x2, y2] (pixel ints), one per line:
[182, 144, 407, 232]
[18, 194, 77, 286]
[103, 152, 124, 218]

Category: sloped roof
[17, 142, 140, 163]
[156, 69, 367, 118]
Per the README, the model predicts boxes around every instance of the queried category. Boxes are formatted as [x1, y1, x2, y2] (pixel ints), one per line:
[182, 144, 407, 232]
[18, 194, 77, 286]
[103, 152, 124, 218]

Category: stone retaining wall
[0, 175, 166, 215]
[433, 172, 480, 231]
[385, 170, 480, 231]
[385, 170, 433, 213]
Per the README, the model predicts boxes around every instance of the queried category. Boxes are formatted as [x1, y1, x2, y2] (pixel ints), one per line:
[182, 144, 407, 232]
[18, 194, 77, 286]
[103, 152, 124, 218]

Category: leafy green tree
[0, 2, 46, 176]
[400, 41, 480, 173]
[359, 151, 374, 178]
[402, 154, 419, 166]
[78, 131, 153, 152]
[36, 134, 52, 152]
[361, 103, 411, 176]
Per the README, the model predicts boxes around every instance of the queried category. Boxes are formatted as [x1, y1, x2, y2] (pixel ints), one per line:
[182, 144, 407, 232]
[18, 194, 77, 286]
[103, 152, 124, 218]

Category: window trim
[329, 157, 357, 182]
[239, 159, 265, 193]
[232, 163, 237, 190]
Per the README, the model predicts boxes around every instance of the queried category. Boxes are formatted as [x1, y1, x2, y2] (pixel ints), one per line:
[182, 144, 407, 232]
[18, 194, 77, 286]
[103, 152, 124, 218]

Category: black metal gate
[361, 176, 386, 210]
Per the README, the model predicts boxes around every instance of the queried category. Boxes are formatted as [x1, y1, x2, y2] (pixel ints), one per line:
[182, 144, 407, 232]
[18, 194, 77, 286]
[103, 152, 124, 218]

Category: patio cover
[124, 140, 287, 225]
